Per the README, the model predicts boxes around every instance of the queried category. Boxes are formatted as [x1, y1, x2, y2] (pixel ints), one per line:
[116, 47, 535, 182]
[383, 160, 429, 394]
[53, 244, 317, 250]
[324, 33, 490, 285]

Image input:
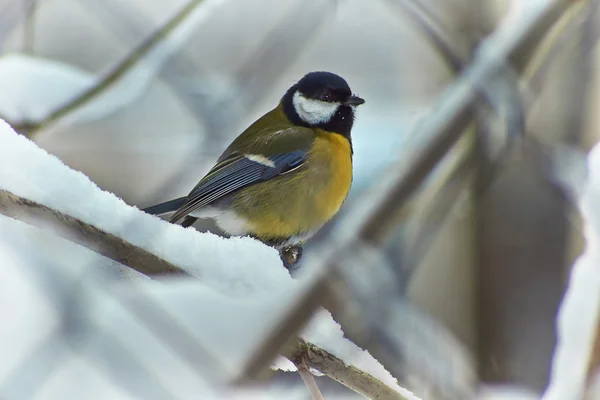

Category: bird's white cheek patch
[293, 91, 339, 125]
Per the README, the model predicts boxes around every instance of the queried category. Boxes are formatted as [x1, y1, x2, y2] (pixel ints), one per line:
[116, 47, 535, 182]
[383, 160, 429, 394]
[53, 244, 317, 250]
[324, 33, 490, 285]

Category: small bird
[143, 71, 364, 267]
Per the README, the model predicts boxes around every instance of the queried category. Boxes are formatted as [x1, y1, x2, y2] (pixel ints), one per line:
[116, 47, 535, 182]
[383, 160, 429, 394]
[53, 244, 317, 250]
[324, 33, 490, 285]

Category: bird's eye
[319, 89, 333, 102]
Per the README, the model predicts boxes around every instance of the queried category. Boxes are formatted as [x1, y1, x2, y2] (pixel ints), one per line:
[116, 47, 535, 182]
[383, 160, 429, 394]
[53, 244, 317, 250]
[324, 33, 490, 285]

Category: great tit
[143, 71, 364, 267]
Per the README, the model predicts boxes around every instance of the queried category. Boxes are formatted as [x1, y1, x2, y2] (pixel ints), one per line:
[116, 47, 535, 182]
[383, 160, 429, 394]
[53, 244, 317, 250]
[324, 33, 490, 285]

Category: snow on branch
[0, 118, 416, 399]
[287, 338, 413, 400]
[543, 143, 600, 400]
[0, 189, 187, 277]
[0, 187, 413, 400]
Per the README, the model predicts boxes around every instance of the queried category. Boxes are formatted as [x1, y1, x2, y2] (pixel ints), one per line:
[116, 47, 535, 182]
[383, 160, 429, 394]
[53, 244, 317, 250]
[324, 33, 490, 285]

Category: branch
[0, 188, 408, 400]
[0, 189, 188, 277]
[285, 339, 414, 400]
[24, 0, 208, 137]
[382, 0, 468, 72]
[293, 355, 324, 400]
[23, 0, 38, 54]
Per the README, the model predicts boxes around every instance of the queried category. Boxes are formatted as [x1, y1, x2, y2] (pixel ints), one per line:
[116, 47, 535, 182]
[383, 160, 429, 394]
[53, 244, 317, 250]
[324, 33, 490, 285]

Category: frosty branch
[17, 0, 208, 137]
[0, 188, 411, 400]
[0, 189, 187, 277]
[287, 338, 411, 400]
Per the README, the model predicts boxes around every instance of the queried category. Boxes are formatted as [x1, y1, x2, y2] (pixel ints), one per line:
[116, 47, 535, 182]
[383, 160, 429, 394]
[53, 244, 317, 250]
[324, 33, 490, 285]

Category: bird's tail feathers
[142, 197, 186, 216]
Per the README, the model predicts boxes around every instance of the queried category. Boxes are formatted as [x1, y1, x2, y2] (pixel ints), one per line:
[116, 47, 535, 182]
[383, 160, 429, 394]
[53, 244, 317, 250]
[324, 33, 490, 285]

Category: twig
[294, 356, 325, 400]
[0, 189, 188, 277]
[0, 0, 40, 49]
[383, 0, 468, 72]
[81, 0, 213, 124]
[234, 0, 335, 104]
[23, 0, 37, 54]
[565, 0, 597, 144]
[285, 339, 415, 400]
[25, 0, 208, 137]
[526, 3, 587, 100]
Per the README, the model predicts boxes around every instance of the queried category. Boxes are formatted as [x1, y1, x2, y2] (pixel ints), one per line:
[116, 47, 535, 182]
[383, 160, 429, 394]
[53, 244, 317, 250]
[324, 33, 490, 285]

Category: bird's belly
[232, 133, 352, 242]
[189, 206, 250, 236]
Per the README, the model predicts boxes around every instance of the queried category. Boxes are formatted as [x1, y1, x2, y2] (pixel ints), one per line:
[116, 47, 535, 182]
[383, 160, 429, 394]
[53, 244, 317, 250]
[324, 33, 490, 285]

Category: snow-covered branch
[287, 338, 414, 400]
[0, 118, 416, 399]
[293, 354, 325, 400]
[0, 186, 414, 400]
[0, 189, 188, 277]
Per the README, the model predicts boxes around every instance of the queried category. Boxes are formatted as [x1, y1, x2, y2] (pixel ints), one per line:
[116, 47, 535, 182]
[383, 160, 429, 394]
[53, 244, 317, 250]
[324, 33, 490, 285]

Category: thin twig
[294, 356, 325, 400]
[383, 0, 467, 72]
[285, 339, 415, 400]
[25, 0, 208, 137]
[22, 0, 37, 54]
[81, 0, 213, 122]
[234, 0, 336, 104]
[565, 0, 597, 144]
[526, 3, 587, 99]
[0, 0, 40, 49]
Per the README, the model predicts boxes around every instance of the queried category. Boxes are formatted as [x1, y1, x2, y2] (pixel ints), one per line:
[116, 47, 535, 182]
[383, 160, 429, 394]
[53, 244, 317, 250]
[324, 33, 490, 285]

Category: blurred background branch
[22, 0, 37, 54]
[294, 356, 325, 400]
[15, 0, 210, 137]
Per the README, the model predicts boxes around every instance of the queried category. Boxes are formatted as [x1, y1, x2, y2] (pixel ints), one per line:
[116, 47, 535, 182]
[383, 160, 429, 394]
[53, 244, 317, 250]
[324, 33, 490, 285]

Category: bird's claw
[279, 245, 303, 271]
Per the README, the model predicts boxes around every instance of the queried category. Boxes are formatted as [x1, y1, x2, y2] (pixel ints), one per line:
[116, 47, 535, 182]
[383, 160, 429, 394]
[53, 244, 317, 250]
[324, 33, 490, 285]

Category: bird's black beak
[345, 95, 365, 106]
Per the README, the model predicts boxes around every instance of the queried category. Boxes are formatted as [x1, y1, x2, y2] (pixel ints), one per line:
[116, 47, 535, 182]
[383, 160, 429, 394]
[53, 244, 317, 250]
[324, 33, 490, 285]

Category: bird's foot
[279, 245, 303, 271]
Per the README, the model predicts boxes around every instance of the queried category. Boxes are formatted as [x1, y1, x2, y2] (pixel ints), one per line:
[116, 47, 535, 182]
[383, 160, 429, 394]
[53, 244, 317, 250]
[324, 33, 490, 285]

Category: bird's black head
[281, 71, 365, 138]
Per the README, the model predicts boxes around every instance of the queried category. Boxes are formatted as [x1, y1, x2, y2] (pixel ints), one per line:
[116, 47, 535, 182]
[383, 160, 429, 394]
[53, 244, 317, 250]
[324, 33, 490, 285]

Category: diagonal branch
[383, 0, 468, 72]
[24, 0, 209, 137]
[0, 189, 188, 277]
[293, 355, 325, 400]
[285, 338, 415, 400]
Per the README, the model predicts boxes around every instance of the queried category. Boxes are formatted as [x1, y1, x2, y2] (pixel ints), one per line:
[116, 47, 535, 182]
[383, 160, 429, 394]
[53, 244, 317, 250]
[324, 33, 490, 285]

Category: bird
[143, 71, 364, 268]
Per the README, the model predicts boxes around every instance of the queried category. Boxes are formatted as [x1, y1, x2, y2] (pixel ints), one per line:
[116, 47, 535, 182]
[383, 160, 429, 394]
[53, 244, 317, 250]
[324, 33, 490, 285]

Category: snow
[0, 0, 227, 127]
[477, 385, 539, 400]
[0, 118, 417, 398]
[543, 143, 600, 400]
[0, 118, 285, 291]
[0, 55, 95, 123]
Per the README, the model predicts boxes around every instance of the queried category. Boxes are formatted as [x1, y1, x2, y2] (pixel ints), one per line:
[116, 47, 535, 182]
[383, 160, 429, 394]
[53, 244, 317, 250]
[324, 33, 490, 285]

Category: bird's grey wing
[169, 150, 307, 223]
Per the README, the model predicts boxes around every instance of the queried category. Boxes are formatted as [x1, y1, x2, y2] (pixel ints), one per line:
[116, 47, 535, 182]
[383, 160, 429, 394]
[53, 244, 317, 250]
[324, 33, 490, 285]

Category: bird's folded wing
[169, 150, 307, 223]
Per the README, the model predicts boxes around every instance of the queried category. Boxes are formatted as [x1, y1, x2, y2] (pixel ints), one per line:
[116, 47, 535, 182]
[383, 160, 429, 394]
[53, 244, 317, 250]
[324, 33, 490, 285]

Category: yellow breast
[309, 130, 353, 222]
[234, 130, 353, 241]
